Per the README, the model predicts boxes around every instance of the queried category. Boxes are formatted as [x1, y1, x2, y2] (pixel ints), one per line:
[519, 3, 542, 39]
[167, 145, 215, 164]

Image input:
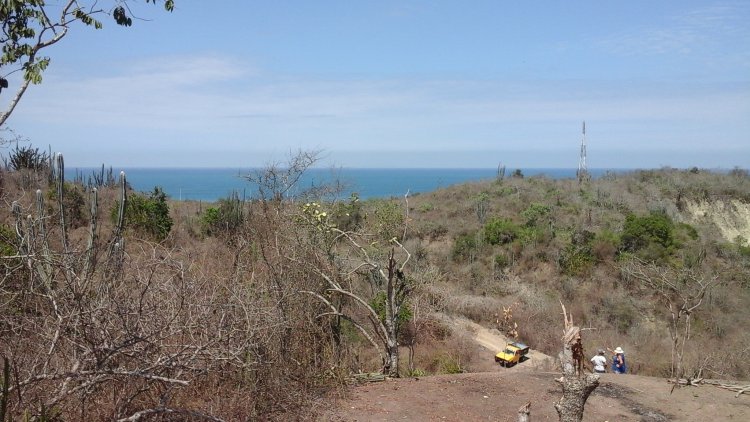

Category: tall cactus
[54, 153, 75, 284]
[56, 153, 68, 255]
[107, 172, 127, 278]
[34, 190, 53, 288]
[82, 188, 98, 282]
[12, 192, 56, 290]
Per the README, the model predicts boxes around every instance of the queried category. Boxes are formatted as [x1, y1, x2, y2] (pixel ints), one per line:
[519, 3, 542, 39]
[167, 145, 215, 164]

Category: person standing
[610, 347, 627, 374]
[590, 350, 607, 374]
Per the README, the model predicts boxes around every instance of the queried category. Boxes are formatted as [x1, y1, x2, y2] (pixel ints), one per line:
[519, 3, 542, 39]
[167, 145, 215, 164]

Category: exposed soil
[685, 199, 750, 245]
[321, 319, 750, 421]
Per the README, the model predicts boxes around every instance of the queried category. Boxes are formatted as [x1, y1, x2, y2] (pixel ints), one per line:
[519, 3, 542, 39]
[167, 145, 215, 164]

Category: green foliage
[370, 291, 413, 335]
[511, 169, 524, 179]
[559, 243, 594, 276]
[405, 367, 426, 377]
[558, 229, 596, 275]
[201, 207, 220, 233]
[620, 211, 675, 261]
[517, 225, 545, 246]
[474, 192, 489, 224]
[520, 203, 550, 227]
[113, 187, 173, 241]
[434, 353, 463, 374]
[675, 222, 699, 242]
[200, 191, 244, 236]
[418, 202, 434, 212]
[734, 236, 750, 258]
[592, 229, 619, 262]
[494, 253, 509, 269]
[483, 217, 518, 245]
[300, 201, 335, 234]
[0, 224, 17, 259]
[331, 193, 363, 232]
[369, 199, 404, 241]
[452, 232, 478, 262]
[46, 182, 86, 228]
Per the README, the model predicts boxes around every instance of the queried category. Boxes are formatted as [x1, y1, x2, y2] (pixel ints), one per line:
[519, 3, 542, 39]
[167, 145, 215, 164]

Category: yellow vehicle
[494, 342, 530, 367]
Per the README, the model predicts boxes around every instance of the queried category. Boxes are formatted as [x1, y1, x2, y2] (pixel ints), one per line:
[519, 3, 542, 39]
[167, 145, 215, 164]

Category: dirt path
[321, 371, 750, 421]
[321, 316, 750, 421]
[450, 316, 555, 372]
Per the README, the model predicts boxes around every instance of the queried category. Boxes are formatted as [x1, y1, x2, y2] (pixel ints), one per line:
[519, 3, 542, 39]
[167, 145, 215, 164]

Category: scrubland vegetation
[1, 147, 749, 420]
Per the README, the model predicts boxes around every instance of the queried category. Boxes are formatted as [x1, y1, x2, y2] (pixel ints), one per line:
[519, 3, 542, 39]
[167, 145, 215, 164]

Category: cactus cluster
[11, 154, 129, 289]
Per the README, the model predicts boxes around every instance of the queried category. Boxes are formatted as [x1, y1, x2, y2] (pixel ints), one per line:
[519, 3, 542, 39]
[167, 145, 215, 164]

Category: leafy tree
[0, 1, 175, 126]
[559, 243, 594, 276]
[620, 211, 675, 253]
[200, 191, 244, 237]
[371, 290, 413, 336]
[520, 203, 550, 227]
[452, 232, 478, 262]
[113, 186, 173, 241]
[484, 217, 518, 245]
[370, 199, 404, 241]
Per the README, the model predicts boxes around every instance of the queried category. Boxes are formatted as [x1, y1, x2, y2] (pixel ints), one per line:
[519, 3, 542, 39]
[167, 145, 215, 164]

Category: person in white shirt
[591, 349, 607, 373]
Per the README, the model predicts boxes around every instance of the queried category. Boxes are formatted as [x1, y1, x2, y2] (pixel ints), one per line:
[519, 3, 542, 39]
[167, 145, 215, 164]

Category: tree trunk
[554, 371, 599, 422]
[384, 336, 399, 378]
[517, 401, 531, 422]
[555, 303, 599, 422]
[384, 249, 400, 377]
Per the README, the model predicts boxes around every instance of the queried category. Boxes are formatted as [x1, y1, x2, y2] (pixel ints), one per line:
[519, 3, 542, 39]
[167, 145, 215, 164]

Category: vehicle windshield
[503, 349, 514, 354]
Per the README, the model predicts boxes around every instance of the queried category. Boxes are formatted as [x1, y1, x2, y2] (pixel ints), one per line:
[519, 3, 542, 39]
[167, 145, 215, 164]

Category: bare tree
[621, 259, 719, 382]
[0, 155, 270, 419]
[297, 227, 413, 378]
[554, 302, 599, 422]
[245, 149, 325, 203]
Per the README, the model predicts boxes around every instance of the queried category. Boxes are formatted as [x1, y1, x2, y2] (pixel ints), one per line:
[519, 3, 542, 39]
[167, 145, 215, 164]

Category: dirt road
[321, 316, 749, 421]
[450, 316, 555, 371]
[322, 371, 750, 421]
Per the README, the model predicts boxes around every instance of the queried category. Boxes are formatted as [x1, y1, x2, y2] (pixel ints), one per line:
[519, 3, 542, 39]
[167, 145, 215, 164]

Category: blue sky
[3, 0, 749, 168]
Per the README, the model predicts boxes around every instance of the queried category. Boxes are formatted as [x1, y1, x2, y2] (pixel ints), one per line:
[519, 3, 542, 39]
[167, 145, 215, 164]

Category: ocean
[68, 167, 620, 202]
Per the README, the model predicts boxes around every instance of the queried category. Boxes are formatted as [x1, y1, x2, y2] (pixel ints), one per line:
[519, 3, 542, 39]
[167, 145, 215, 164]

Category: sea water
[68, 167, 620, 202]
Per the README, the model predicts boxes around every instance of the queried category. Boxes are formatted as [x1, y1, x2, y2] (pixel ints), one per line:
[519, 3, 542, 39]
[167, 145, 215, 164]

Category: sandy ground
[320, 319, 750, 421]
[685, 199, 750, 245]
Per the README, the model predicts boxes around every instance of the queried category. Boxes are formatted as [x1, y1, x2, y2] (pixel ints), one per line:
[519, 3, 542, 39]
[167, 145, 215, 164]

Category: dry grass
[2, 165, 749, 419]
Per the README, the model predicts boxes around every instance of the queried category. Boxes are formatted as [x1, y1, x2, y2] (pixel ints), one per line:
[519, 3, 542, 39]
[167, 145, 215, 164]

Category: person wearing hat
[609, 347, 627, 374]
[590, 349, 607, 374]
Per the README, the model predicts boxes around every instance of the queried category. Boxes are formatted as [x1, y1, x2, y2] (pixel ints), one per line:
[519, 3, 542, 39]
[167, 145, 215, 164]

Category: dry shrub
[414, 314, 453, 342]
[592, 238, 617, 262]
[414, 329, 479, 375]
[514, 300, 561, 357]
[443, 293, 505, 323]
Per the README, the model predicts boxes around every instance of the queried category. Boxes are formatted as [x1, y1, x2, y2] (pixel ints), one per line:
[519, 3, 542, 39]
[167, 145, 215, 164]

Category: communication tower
[577, 121, 590, 183]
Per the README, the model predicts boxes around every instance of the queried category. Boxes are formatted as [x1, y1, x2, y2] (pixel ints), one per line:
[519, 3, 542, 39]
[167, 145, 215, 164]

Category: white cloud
[597, 3, 750, 58]
[6, 53, 749, 168]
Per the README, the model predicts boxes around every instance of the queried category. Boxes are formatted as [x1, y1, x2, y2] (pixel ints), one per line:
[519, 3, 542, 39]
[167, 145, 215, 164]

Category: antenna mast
[577, 121, 590, 183]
